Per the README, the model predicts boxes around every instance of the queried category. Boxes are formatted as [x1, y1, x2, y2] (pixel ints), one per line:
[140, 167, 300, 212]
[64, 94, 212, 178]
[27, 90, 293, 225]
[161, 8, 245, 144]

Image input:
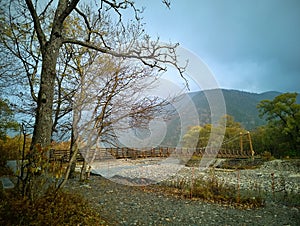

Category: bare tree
[61, 50, 175, 182]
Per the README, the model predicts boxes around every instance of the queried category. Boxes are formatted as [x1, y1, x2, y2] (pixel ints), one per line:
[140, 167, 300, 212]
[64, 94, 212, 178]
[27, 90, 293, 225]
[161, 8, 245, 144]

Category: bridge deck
[50, 147, 253, 162]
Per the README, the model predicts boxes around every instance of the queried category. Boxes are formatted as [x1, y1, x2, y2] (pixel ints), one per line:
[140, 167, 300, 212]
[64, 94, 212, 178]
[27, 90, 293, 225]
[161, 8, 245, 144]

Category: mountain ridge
[186, 88, 299, 130]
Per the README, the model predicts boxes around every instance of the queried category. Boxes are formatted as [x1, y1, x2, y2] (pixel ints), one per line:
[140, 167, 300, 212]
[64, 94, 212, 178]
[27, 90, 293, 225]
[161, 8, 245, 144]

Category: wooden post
[239, 132, 243, 155]
[247, 131, 255, 159]
[115, 148, 119, 158]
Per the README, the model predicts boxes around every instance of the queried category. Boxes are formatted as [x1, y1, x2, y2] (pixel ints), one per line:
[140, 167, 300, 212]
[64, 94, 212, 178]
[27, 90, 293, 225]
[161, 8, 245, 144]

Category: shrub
[217, 158, 266, 170]
[185, 155, 202, 167]
[0, 189, 108, 225]
[160, 170, 264, 208]
[261, 151, 273, 160]
[0, 148, 8, 167]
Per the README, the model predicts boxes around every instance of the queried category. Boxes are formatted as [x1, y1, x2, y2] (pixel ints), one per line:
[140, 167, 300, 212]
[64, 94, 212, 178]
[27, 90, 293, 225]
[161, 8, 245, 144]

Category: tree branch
[25, 0, 46, 47]
[62, 38, 186, 78]
[100, 0, 143, 22]
[74, 7, 92, 42]
[55, 0, 80, 25]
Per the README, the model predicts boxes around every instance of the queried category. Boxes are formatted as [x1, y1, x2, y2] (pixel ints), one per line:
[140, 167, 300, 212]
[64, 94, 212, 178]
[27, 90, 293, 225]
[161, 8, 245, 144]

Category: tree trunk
[68, 128, 77, 179]
[31, 41, 61, 150]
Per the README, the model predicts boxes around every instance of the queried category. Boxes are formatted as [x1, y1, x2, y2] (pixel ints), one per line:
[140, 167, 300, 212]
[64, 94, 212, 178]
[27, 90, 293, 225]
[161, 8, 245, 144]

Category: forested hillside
[161, 89, 299, 147]
[189, 89, 284, 130]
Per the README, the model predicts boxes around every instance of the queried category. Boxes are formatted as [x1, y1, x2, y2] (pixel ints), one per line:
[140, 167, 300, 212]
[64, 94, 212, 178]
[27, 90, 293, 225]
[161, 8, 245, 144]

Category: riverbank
[65, 159, 300, 225]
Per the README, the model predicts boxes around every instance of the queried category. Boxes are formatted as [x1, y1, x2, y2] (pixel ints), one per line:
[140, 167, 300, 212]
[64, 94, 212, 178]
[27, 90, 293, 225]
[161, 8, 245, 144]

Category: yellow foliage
[51, 140, 71, 150]
[0, 136, 31, 163]
[0, 190, 109, 225]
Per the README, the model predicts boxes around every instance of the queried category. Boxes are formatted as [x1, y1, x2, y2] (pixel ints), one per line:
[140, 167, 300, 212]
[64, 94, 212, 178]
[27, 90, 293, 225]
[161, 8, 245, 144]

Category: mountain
[188, 89, 283, 130]
[160, 89, 299, 146]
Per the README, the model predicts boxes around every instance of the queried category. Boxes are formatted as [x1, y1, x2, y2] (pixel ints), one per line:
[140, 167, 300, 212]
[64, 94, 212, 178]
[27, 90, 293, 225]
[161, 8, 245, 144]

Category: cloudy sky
[135, 0, 300, 93]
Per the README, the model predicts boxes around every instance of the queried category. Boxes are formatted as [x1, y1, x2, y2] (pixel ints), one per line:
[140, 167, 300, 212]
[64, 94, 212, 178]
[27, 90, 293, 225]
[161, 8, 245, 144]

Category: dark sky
[136, 0, 300, 93]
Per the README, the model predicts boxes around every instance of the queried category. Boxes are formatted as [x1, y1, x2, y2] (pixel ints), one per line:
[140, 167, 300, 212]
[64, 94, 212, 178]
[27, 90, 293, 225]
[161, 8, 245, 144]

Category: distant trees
[182, 125, 204, 148]
[0, 98, 19, 165]
[0, 99, 18, 140]
[182, 114, 246, 152]
[218, 115, 246, 151]
[169, 93, 300, 158]
[257, 92, 300, 157]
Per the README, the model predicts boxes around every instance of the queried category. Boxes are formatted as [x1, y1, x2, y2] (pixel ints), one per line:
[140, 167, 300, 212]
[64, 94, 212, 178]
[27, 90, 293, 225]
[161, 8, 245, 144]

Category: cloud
[215, 58, 300, 93]
[139, 0, 300, 93]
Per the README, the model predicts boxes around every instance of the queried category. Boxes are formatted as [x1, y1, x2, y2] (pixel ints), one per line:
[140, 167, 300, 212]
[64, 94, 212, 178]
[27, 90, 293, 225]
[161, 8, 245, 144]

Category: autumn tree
[251, 125, 279, 156]
[0, 0, 184, 151]
[257, 92, 300, 156]
[0, 0, 186, 199]
[0, 98, 19, 166]
[182, 124, 211, 149]
[218, 114, 246, 151]
[182, 115, 246, 152]
[62, 51, 175, 182]
[0, 98, 19, 165]
[0, 99, 18, 140]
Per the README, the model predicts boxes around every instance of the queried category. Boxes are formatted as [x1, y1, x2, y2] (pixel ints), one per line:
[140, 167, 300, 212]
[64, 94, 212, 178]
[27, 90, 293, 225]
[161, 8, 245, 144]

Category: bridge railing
[49, 146, 254, 162]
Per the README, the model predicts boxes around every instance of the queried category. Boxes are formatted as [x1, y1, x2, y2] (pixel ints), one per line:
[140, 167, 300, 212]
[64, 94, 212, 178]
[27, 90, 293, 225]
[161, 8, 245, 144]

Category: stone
[0, 177, 14, 189]
[6, 160, 18, 175]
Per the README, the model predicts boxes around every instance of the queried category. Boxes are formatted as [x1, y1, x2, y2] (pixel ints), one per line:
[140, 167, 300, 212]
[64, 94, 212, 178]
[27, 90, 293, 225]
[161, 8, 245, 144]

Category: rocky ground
[90, 158, 300, 193]
[64, 158, 300, 225]
[172, 159, 300, 193]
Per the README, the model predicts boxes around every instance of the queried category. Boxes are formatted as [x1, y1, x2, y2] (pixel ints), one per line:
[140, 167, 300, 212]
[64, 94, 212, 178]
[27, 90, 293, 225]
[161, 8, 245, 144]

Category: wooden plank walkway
[49, 147, 253, 162]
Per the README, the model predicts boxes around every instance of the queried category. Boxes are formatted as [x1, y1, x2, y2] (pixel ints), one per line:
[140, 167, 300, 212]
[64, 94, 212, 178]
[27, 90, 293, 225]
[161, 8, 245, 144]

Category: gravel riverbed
[66, 159, 300, 225]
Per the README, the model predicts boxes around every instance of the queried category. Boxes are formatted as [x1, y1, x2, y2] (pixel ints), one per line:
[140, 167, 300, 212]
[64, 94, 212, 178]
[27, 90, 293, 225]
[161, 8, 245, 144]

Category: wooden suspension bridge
[50, 132, 255, 162]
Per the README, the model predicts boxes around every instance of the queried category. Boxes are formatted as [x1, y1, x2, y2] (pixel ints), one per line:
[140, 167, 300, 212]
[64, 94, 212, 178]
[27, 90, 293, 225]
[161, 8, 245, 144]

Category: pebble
[75, 159, 300, 225]
[162, 160, 300, 195]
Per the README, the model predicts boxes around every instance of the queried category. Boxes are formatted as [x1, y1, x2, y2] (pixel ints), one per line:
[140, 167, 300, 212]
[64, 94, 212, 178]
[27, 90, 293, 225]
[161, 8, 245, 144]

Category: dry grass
[216, 158, 266, 170]
[155, 171, 265, 209]
[0, 188, 109, 225]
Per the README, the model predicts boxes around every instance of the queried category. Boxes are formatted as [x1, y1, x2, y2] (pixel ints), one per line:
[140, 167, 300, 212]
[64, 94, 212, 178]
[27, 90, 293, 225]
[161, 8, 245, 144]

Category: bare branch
[62, 38, 186, 78]
[25, 0, 46, 47]
[162, 0, 171, 9]
[38, 0, 55, 19]
[74, 7, 92, 42]
[100, 0, 143, 22]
